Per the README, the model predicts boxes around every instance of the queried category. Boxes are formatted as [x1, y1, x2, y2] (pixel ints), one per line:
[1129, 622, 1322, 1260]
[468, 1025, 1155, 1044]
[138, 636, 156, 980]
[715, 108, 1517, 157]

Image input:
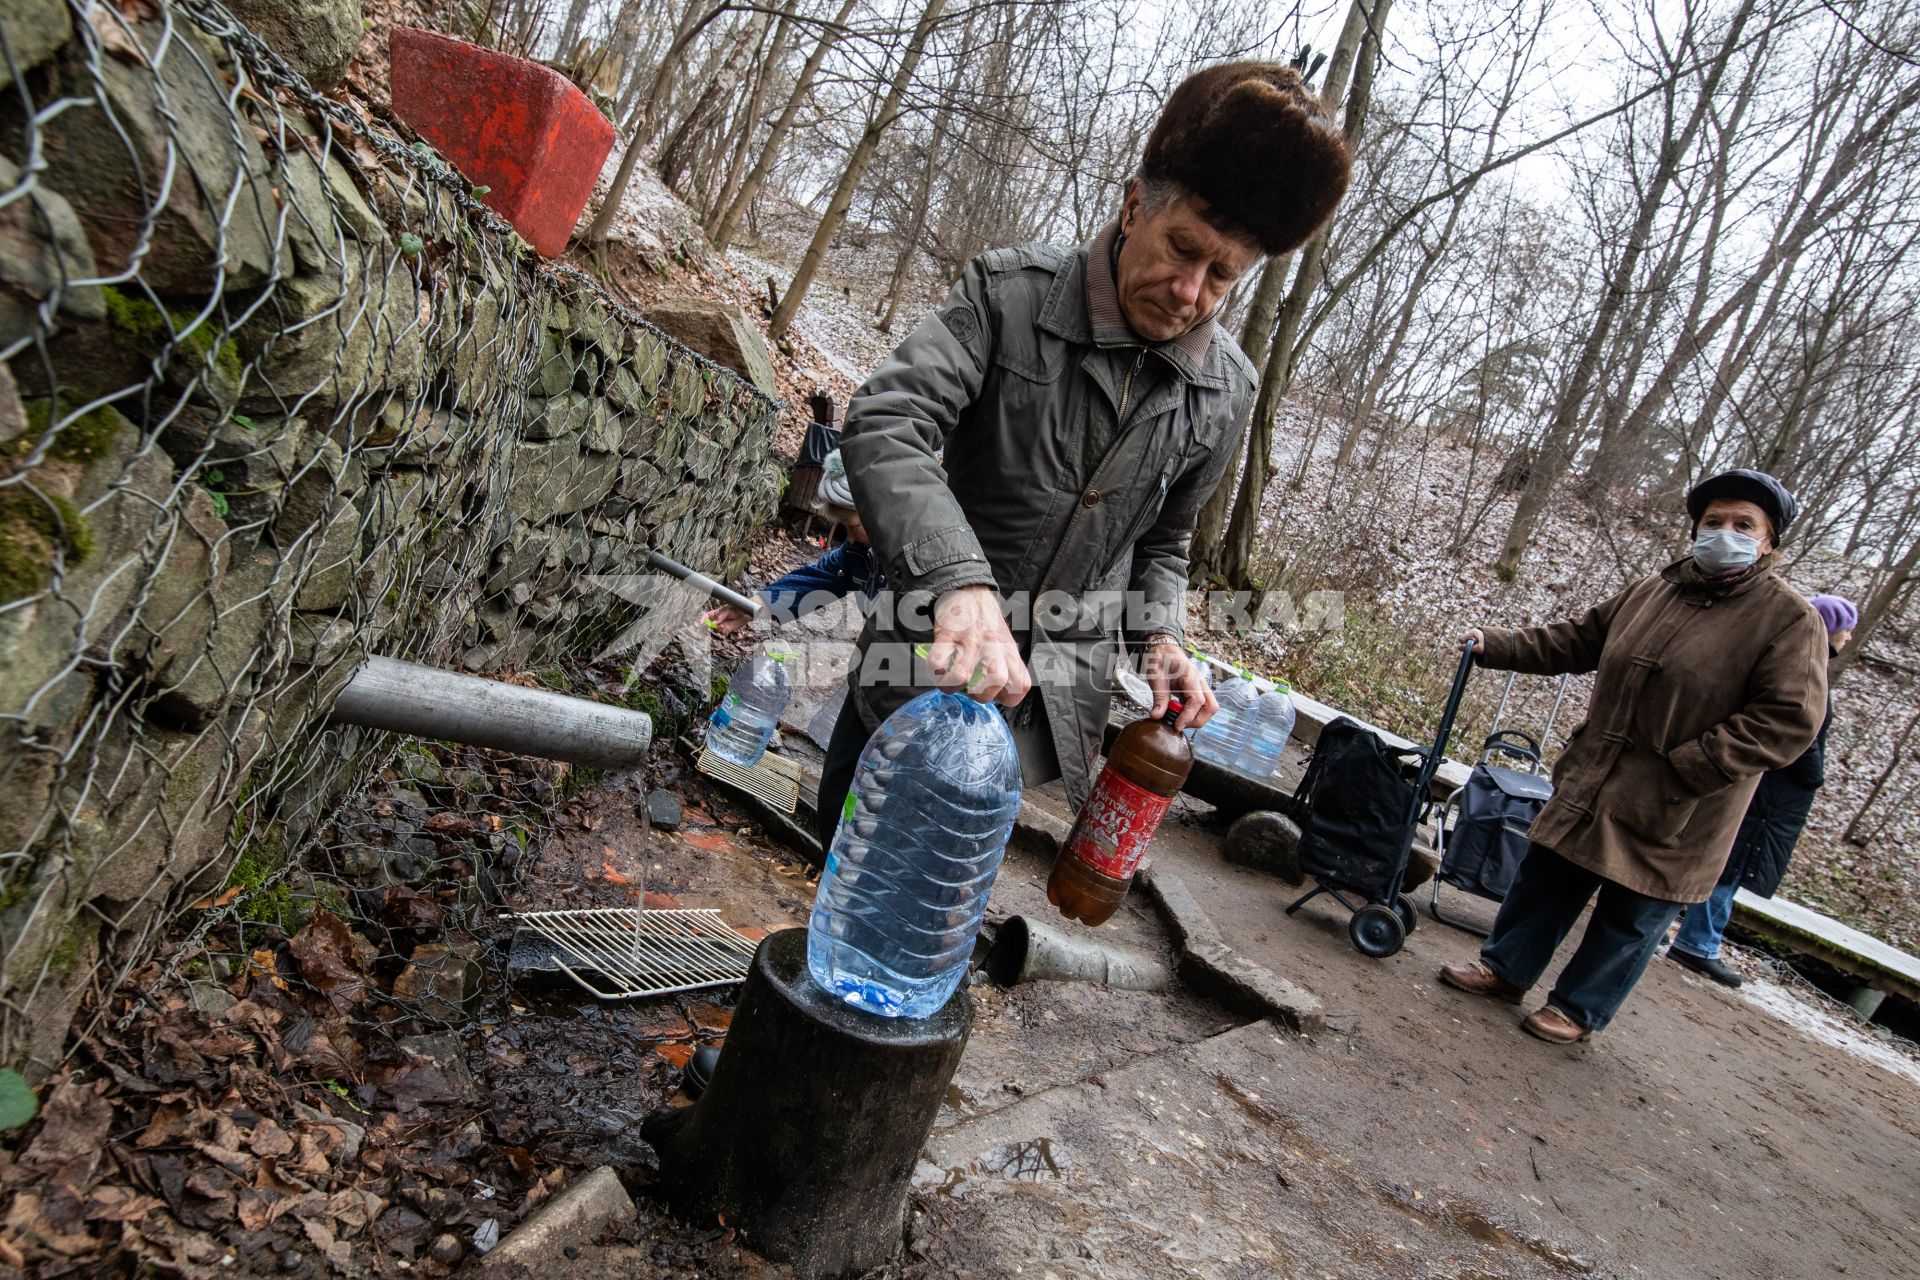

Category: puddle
[1738, 975, 1920, 1089]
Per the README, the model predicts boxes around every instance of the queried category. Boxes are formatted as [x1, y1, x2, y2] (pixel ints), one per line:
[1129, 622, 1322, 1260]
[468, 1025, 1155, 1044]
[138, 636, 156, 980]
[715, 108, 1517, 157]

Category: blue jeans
[1671, 879, 1738, 960]
[1481, 843, 1684, 1033]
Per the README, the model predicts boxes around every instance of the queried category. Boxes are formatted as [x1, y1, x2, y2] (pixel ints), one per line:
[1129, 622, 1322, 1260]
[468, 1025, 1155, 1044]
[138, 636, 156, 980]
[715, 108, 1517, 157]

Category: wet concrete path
[516, 761, 1920, 1279]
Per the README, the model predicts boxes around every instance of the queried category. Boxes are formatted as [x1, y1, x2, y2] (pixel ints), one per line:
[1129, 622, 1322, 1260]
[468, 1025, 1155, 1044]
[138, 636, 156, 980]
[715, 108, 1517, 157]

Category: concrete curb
[1011, 799, 1072, 857]
[1141, 868, 1325, 1033]
[482, 1166, 636, 1270]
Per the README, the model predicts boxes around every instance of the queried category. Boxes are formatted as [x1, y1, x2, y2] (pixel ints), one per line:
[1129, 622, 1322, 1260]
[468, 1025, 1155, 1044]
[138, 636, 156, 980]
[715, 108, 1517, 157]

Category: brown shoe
[1438, 961, 1524, 1004]
[1521, 1005, 1591, 1044]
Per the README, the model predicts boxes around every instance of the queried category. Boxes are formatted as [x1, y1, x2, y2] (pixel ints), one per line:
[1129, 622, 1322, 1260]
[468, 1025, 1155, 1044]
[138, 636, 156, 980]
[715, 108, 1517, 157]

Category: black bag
[797, 419, 839, 467]
[1289, 717, 1423, 903]
[1438, 763, 1551, 902]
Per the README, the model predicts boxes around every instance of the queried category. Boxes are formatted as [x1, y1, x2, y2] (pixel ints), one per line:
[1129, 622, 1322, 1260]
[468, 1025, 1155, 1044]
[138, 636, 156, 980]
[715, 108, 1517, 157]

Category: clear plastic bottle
[1233, 682, 1296, 781]
[807, 689, 1022, 1018]
[706, 647, 794, 767]
[1192, 668, 1257, 766]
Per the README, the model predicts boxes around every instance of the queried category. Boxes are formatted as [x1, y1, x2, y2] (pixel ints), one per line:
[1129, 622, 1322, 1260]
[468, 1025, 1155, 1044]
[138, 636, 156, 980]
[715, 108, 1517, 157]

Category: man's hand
[1461, 627, 1485, 655]
[930, 585, 1030, 706]
[1142, 638, 1215, 732]
[703, 603, 754, 636]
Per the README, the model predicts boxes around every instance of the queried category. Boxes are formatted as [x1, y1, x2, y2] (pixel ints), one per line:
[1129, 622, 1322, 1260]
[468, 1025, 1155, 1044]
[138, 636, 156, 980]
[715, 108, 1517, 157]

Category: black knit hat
[1141, 61, 1352, 256]
[1686, 468, 1798, 539]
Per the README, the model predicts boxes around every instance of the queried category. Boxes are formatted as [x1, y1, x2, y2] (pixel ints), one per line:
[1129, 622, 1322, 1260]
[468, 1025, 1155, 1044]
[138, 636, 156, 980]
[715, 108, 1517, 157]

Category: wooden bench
[1731, 891, 1920, 1017]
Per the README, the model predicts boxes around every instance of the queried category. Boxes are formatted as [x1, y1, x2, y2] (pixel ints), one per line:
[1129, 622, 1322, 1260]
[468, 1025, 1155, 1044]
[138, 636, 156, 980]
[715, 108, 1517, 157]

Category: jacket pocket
[1603, 748, 1700, 849]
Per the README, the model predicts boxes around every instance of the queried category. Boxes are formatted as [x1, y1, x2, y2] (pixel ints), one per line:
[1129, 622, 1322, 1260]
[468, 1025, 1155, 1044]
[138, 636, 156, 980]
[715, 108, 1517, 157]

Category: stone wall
[0, 1, 781, 1072]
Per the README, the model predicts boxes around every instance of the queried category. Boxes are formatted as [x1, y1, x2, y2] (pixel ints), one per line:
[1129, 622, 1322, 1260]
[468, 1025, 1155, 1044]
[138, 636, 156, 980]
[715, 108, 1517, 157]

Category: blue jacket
[761, 541, 885, 621]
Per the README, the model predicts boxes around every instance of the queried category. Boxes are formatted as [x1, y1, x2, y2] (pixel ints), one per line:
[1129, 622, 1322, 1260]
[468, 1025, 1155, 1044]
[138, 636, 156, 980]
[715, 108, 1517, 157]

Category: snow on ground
[1736, 965, 1920, 1089]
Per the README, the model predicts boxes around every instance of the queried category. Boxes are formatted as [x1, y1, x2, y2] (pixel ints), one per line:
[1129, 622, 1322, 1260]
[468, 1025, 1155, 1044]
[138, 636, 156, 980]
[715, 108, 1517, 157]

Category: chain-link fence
[0, 0, 781, 1076]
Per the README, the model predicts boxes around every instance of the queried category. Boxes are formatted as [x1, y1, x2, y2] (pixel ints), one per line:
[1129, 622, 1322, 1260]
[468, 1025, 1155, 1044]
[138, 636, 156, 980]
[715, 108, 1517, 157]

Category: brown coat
[1477, 560, 1828, 903]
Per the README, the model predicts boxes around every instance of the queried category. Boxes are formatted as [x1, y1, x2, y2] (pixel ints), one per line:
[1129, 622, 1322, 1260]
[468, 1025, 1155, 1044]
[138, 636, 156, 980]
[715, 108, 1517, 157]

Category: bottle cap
[1163, 695, 1184, 720]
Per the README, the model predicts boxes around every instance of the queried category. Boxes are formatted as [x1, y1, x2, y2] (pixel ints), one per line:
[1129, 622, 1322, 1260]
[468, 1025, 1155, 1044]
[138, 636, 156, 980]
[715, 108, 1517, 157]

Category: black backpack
[1288, 717, 1423, 903]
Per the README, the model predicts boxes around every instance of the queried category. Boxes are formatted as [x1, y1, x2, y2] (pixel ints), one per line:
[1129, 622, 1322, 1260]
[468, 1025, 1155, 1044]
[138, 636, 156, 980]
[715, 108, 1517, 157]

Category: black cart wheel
[1394, 894, 1419, 937]
[1349, 905, 1406, 958]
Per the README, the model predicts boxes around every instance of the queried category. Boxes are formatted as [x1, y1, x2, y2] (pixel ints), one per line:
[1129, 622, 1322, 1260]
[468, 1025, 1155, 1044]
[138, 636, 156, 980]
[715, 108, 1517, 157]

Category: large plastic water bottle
[706, 647, 794, 767]
[1193, 668, 1257, 766]
[807, 689, 1022, 1018]
[1234, 683, 1296, 780]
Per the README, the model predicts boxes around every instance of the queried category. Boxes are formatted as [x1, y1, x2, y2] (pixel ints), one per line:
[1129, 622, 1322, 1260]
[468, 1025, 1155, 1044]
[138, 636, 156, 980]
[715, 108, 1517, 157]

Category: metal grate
[506, 908, 760, 1000]
[697, 746, 804, 814]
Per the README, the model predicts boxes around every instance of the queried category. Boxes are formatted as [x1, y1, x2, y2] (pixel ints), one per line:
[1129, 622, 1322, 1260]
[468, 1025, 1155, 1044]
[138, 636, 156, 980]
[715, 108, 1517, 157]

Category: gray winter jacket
[840, 221, 1257, 806]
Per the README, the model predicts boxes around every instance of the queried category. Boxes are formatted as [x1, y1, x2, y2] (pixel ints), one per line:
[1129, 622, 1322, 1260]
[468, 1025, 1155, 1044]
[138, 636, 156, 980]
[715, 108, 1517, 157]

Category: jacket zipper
[1118, 349, 1146, 421]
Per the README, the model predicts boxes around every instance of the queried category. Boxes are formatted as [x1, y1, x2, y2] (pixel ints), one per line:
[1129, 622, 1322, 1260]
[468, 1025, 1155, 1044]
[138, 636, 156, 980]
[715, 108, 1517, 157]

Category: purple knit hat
[1810, 594, 1858, 633]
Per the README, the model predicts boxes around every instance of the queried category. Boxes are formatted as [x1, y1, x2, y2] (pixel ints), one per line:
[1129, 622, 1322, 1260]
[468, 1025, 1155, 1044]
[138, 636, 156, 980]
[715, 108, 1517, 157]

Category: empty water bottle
[1193, 668, 1257, 766]
[807, 688, 1022, 1018]
[706, 647, 794, 767]
[1234, 682, 1296, 780]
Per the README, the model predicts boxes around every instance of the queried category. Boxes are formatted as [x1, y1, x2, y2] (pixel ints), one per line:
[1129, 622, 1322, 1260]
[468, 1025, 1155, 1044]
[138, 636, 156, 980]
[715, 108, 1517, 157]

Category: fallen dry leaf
[248, 1119, 294, 1159]
[288, 912, 369, 1012]
[135, 1102, 208, 1150]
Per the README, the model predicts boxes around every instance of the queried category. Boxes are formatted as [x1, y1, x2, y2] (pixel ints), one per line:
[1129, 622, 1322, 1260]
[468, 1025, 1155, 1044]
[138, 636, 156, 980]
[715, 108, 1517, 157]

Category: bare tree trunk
[658, 12, 767, 192]
[1493, 0, 1755, 580]
[1216, 0, 1390, 589]
[707, 5, 795, 229]
[1844, 704, 1920, 844]
[581, 0, 733, 248]
[874, 9, 983, 332]
[769, 0, 950, 340]
[1190, 0, 1376, 586]
[555, 0, 595, 61]
[711, 0, 860, 251]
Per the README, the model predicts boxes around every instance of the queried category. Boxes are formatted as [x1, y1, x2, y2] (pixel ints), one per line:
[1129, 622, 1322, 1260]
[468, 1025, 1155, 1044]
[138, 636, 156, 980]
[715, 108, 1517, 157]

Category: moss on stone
[0, 486, 94, 603]
[100, 285, 243, 387]
[18, 397, 124, 464]
[47, 923, 87, 979]
[225, 822, 300, 927]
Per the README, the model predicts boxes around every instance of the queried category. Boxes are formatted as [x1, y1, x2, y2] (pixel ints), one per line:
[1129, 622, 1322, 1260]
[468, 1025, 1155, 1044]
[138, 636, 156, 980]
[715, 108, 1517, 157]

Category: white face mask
[1692, 528, 1760, 574]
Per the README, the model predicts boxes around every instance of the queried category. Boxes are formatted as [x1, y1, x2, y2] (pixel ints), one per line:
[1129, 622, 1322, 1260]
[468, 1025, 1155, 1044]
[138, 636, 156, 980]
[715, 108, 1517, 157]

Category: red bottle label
[1063, 767, 1173, 879]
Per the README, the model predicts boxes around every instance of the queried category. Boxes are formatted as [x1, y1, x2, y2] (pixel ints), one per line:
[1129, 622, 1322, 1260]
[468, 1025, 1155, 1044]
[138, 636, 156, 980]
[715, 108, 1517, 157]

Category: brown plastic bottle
[1048, 697, 1193, 926]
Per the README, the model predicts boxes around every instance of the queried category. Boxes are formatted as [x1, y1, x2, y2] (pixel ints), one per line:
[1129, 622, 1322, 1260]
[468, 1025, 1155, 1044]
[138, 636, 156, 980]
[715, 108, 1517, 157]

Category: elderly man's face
[1115, 186, 1263, 343]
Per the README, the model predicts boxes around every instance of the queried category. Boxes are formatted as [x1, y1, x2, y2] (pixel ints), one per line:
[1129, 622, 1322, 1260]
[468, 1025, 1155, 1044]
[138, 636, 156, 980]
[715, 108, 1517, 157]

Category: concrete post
[1845, 984, 1886, 1021]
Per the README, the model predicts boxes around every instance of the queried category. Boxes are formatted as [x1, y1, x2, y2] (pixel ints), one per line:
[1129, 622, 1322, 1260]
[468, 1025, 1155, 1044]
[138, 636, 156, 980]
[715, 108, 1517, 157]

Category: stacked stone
[0, 2, 781, 1074]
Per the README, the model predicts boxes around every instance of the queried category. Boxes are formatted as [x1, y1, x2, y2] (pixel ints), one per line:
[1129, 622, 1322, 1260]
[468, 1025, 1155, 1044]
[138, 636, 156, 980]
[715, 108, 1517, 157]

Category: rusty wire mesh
[0, 0, 781, 1076]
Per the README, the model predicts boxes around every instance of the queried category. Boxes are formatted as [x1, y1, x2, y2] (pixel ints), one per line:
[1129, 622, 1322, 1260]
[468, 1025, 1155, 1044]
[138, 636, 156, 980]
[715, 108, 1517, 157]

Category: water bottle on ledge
[1234, 682, 1296, 781]
[707, 647, 794, 767]
[807, 686, 1022, 1018]
[1193, 667, 1256, 766]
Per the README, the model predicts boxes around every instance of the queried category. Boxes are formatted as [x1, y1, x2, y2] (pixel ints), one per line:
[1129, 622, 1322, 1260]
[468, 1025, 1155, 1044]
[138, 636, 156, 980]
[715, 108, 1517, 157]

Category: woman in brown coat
[1441, 469, 1828, 1044]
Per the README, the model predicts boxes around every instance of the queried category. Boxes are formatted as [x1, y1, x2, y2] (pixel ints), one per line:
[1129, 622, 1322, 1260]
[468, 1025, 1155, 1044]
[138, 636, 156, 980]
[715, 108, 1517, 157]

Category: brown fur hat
[1142, 61, 1352, 256]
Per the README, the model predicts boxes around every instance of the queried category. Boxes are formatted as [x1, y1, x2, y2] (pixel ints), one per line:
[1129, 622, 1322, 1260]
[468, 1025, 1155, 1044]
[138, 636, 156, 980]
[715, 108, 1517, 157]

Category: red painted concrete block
[389, 27, 617, 258]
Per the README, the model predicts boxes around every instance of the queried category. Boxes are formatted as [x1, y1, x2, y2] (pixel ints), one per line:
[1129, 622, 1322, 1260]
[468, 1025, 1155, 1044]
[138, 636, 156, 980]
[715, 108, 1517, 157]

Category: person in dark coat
[1440, 469, 1828, 1044]
[1666, 592, 1855, 987]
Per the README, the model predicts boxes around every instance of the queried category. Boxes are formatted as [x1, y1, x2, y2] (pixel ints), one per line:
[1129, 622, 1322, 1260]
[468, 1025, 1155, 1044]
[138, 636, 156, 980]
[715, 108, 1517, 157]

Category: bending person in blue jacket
[1666, 592, 1855, 988]
[703, 450, 885, 635]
